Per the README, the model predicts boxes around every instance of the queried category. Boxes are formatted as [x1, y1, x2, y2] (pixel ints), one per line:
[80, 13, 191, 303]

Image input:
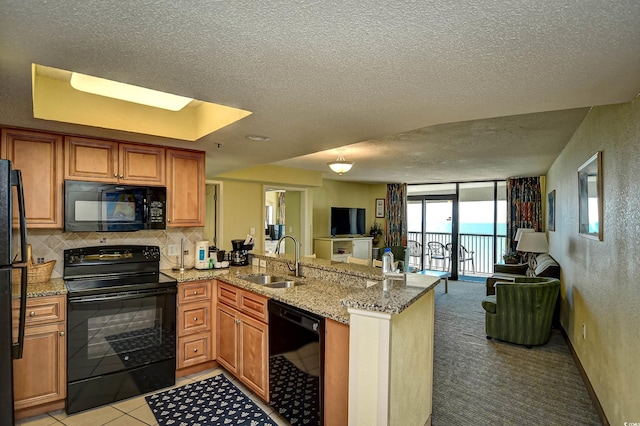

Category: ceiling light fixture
[328, 152, 354, 175]
[70, 72, 193, 111]
[246, 135, 270, 142]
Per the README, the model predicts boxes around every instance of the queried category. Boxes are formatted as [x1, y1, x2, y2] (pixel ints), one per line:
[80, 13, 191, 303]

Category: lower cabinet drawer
[12, 295, 66, 325]
[178, 301, 211, 337]
[177, 332, 212, 369]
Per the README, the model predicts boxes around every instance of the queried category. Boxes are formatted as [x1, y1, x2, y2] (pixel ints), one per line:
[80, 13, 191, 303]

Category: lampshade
[514, 228, 534, 241]
[327, 153, 353, 175]
[516, 232, 548, 253]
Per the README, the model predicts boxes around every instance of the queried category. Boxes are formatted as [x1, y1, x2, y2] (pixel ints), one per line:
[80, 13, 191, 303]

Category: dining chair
[426, 242, 448, 271]
[347, 256, 369, 266]
[407, 240, 422, 270]
[459, 244, 475, 274]
[446, 243, 476, 274]
[372, 258, 399, 271]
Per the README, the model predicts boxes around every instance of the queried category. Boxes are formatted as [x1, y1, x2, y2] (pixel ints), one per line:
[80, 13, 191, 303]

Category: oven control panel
[64, 245, 161, 266]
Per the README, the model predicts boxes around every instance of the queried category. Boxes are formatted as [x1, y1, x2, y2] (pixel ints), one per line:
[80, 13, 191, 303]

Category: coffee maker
[230, 239, 253, 266]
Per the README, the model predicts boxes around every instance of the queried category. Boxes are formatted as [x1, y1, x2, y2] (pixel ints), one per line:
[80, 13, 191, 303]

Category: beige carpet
[432, 280, 601, 425]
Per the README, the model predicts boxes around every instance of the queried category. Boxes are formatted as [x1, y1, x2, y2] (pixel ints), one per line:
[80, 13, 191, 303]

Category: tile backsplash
[27, 227, 205, 278]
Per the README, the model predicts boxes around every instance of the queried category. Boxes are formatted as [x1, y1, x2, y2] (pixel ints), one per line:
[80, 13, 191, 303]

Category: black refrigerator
[0, 159, 29, 425]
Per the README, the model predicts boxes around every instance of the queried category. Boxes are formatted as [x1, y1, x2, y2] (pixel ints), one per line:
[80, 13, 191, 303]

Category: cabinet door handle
[193, 317, 198, 322]
[114, 173, 118, 177]
[119, 174, 124, 178]
[193, 348, 198, 352]
[59, 331, 65, 337]
[193, 291, 198, 295]
[29, 311, 35, 317]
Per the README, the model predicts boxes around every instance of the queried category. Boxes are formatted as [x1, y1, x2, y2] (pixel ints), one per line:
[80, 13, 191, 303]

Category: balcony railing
[408, 231, 508, 276]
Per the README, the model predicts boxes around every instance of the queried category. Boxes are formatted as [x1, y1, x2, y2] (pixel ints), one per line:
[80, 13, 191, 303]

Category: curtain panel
[386, 183, 407, 246]
[506, 177, 542, 250]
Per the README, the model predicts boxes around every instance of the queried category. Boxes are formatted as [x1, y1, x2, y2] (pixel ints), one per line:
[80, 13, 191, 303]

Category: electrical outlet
[250, 227, 255, 235]
[259, 259, 267, 268]
[582, 323, 586, 339]
[183, 250, 189, 256]
[168, 244, 180, 256]
[252, 258, 259, 266]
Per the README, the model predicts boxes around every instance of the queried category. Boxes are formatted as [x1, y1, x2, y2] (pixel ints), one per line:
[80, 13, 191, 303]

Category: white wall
[546, 97, 640, 424]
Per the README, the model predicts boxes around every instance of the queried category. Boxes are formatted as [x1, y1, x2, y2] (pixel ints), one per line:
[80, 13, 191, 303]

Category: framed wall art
[375, 198, 385, 218]
[548, 190, 556, 231]
[578, 151, 603, 241]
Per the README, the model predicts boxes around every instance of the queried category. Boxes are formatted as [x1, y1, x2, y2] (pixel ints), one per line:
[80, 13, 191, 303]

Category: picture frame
[375, 198, 385, 218]
[548, 190, 556, 232]
[578, 151, 603, 241]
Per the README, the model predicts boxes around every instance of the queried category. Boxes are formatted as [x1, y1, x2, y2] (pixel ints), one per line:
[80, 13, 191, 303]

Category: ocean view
[409, 223, 507, 236]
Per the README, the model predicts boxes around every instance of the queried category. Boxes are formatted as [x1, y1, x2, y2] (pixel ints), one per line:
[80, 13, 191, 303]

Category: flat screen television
[330, 207, 366, 236]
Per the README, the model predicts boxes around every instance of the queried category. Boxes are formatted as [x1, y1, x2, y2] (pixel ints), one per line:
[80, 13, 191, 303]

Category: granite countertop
[12, 277, 67, 298]
[162, 265, 440, 324]
[13, 261, 440, 324]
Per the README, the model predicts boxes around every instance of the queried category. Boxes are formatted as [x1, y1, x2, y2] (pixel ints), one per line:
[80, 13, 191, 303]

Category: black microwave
[64, 180, 166, 232]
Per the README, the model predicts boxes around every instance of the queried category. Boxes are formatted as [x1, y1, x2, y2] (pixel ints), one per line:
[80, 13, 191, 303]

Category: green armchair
[481, 277, 560, 347]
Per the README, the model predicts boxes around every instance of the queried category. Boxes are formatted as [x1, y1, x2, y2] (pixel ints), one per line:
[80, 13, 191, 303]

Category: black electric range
[63, 245, 178, 414]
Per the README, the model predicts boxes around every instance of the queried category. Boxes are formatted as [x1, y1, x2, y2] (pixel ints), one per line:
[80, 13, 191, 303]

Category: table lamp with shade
[514, 228, 534, 242]
[516, 232, 549, 276]
[513, 228, 534, 263]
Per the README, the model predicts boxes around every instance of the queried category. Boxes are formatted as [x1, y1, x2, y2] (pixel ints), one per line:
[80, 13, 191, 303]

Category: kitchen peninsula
[13, 252, 439, 425]
[165, 252, 440, 426]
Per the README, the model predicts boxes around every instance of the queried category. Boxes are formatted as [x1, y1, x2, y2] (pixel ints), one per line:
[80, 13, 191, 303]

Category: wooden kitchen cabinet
[216, 302, 239, 374]
[64, 136, 166, 185]
[1, 128, 64, 228]
[216, 280, 269, 401]
[166, 148, 205, 227]
[176, 280, 217, 375]
[324, 319, 350, 426]
[12, 295, 66, 419]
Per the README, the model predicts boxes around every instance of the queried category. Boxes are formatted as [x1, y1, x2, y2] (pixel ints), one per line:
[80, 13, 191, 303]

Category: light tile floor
[16, 368, 290, 426]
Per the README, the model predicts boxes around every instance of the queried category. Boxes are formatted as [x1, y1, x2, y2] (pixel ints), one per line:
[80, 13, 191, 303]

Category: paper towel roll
[195, 240, 209, 269]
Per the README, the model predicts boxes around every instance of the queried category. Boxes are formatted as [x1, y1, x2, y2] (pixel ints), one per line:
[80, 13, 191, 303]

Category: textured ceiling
[1, 1, 639, 183]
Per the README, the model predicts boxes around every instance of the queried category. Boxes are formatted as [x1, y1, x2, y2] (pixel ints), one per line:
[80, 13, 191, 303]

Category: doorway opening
[204, 181, 222, 249]
[263, 186, 310, 256]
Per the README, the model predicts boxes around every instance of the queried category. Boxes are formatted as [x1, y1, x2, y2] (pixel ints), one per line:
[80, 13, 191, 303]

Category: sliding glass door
[458, 182, 507, 278]
[408, 181, 506, 281]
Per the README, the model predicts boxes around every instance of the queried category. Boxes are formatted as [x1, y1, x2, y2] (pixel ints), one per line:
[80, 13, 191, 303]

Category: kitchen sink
[238, 274, 304, 288]
[262, 280, 298, 289]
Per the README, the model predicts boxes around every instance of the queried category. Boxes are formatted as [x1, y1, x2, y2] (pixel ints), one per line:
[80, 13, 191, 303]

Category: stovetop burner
[64, 245, 177, 296]
[65, 272, 177, 296]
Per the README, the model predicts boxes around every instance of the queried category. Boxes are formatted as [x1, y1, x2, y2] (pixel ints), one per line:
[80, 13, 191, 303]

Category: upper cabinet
[1, 129, 64, 228]
[65, 136, 166, 185]
[166, 149, 205, 227]
[1, 127, 205, 229]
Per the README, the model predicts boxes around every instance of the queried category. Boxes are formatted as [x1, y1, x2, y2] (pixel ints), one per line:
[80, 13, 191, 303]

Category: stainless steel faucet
[275, 234, 302, 277]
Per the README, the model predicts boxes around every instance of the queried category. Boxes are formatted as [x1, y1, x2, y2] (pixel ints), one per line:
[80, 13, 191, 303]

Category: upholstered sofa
[485, 253, 560, 296]
[482, 277, 560, 347]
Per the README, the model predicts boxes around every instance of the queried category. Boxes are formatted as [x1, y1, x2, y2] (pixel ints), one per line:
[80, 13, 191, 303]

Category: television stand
[314, 237, 373, 263]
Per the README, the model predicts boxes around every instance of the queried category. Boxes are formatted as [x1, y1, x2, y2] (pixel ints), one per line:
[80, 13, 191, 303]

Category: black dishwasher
[268, 300, 324, 426]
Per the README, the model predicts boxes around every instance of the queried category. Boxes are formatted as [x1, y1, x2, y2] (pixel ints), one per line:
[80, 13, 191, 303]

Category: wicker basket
[11, 244, 55, 285]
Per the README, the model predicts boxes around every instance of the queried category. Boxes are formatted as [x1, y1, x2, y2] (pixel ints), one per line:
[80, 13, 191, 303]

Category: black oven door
[67, 287, 177, 383]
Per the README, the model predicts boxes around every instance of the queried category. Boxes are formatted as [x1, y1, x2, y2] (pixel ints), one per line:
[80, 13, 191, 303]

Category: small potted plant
[370, 222, 383, 246]
[503, 248, 519, 264]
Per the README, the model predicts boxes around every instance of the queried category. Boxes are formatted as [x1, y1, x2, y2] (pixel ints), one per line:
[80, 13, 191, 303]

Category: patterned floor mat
[146, 374, 275, 426]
